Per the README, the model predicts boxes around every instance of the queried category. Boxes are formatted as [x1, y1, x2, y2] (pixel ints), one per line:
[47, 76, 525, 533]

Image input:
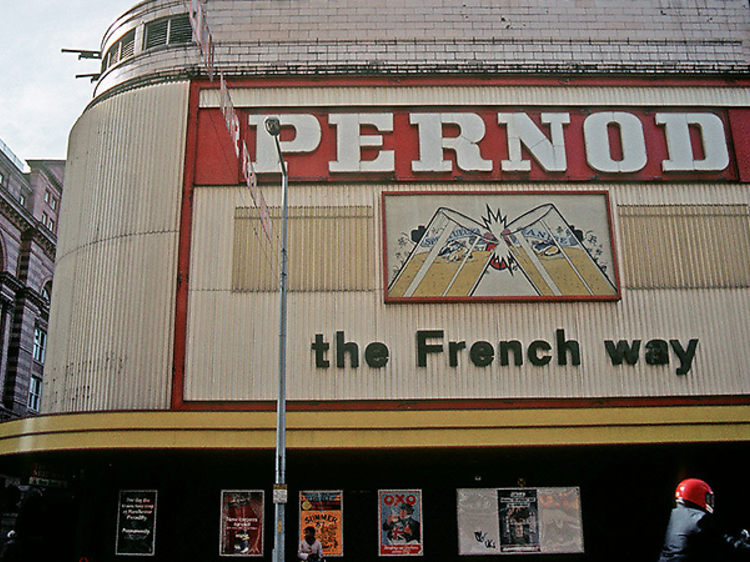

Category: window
[28, 377, 42, 412]
[33, 327, 47, 364]
[101, 29, 136, 72]
[40, 212, 55, 233]
[144, 14, 192, 50]
[0, 171, 4, 185]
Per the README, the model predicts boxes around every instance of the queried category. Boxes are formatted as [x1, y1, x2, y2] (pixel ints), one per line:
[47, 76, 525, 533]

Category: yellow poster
[299, 491, 343, 557]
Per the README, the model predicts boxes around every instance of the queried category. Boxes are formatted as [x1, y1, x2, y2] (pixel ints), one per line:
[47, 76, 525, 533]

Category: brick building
[1, 1, 750, 561]
[0, 140, 61, 420]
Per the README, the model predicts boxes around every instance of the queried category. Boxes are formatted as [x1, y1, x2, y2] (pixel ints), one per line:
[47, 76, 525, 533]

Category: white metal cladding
[200, 85, 750, 109]
[185, 182, 750, 402]
[44, 82, 190, 413]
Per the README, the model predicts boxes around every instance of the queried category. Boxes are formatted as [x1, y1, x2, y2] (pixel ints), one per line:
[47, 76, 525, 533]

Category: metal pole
[266, 117, 288, 562]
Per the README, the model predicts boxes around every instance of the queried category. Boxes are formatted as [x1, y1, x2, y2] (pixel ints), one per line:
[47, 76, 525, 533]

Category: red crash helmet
[675, 478, 715, 513]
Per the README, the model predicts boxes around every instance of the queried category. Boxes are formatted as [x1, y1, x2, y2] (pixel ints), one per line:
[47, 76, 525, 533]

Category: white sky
[0, 1, 136, 163]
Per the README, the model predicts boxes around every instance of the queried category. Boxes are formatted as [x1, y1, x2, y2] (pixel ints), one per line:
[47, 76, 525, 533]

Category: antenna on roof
[61, 49, 102, 60]
[75, 73, 101, 82]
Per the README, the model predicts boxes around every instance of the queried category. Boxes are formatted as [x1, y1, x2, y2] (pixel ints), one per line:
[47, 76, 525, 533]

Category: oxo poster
[378, 489, 423, 556]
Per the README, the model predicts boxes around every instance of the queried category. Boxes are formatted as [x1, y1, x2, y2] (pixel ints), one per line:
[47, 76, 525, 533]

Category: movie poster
[299, 491, 344, 557]
[378, 489, 423, 556]
[220, 490, 264, 557]
[498, 489, 540, 553]
[457, 487, 584, 555]
[115, 490, 157, 556]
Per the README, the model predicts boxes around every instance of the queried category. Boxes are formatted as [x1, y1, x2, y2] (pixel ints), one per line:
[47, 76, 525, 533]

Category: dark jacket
[659, 504, 750, 562]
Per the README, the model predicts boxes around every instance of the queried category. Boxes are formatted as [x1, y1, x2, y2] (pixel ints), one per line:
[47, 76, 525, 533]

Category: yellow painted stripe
[1, 406, 749, 455]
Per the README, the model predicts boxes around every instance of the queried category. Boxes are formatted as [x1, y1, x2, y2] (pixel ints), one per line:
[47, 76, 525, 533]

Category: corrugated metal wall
[201, 85, 750, 110]
[185, 181, 750, 402]
[620, 204, 750, 288]
[44, 82, 190, 413]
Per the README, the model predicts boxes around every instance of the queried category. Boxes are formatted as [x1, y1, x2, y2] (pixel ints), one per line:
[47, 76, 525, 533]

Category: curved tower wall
[45, 82, 189, 412]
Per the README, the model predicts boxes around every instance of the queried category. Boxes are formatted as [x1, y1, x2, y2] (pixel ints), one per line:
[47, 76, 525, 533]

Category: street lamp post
[265, 116, 289, 562]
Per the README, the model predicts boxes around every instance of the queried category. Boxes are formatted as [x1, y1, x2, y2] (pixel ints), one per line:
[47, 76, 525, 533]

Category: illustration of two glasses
[388, 204, 617, 298]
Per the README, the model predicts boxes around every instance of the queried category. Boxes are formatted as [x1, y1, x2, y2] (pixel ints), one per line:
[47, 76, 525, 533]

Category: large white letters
[329, 113, 395, 172]
[584, 112, 648, 173]
[497, 112, 570, 172]
[410, 113, 493, 172]
[248, 114, 322, 173]
[656, 112, 729, 172]
[244, 110, 731, 177]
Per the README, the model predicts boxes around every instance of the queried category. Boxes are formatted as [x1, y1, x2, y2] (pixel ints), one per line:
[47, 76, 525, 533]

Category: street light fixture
[265, 115, 289, 562]
[265, 115, 282, 137]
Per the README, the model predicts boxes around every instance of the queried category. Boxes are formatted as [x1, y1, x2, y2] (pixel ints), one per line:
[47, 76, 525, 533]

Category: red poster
[220, 490, 264, 557]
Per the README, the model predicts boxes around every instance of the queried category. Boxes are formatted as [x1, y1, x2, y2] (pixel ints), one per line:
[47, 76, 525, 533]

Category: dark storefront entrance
[2, 442, 749, 561]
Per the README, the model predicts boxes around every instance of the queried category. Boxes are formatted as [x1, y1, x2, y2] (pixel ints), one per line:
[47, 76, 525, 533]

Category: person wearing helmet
[658, 478, 750, 561]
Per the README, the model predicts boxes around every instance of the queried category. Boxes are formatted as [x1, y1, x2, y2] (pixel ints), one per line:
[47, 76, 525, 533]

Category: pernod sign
[194, 105, 750, 184]
[247, 110, 729, 176]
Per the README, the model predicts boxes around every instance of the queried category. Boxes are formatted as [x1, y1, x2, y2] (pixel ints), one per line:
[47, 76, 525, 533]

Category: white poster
[537, 487, 585, 554]
[457, 488, 500, 555]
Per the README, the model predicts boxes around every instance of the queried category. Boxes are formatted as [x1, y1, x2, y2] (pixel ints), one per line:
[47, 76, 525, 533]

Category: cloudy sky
[0, 1, 136, 164]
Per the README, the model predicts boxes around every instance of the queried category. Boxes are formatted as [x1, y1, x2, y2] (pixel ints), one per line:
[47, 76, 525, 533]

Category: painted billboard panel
[193, 100, 742, 185]
[383, 192, 618, 302]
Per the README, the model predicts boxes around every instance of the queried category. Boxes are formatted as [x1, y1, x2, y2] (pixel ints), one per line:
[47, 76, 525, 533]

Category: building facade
[0, 142, 61, 420]
[1, 1, 750, 561]
[0, 141, 61, 549]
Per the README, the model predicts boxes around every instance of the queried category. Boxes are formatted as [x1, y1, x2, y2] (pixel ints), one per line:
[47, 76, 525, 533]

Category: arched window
[42, 281, 52, 304]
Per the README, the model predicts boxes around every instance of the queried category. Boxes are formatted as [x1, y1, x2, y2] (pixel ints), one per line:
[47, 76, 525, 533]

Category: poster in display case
[457, 487, 584, 555]
[115, 490, 158, 556]
[220, 490, 264, 556]
[299, 490, 344, 557]
[378, 489, 423, 556]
